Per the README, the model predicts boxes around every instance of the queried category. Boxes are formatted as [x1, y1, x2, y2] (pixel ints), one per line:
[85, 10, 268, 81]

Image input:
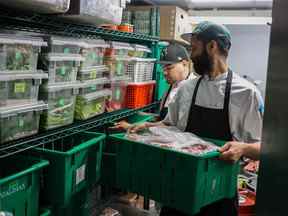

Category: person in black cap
[112, 43, 194, 130]
[131, 21, 263, 216]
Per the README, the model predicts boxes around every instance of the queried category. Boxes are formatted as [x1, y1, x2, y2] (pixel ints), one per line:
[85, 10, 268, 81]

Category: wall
[227, 24, 271, 98]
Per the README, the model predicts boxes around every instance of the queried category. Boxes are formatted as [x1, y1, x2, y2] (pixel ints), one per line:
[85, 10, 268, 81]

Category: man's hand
[219, 142, 246, 162]
[110, 121, 132, 130]
[128, 123, 148, 133]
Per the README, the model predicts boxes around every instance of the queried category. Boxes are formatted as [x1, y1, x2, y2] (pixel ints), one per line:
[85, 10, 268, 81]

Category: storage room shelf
[0, 102, 159, 159]
[0, 9, 159, 44]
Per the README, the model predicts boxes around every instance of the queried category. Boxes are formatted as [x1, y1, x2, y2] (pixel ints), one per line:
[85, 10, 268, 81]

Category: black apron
[159, 85, 173, 120]
[160, 69, 238, 216]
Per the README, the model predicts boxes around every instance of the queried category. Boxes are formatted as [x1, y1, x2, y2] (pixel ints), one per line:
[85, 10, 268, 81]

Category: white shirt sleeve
[162, 89, 181, 126]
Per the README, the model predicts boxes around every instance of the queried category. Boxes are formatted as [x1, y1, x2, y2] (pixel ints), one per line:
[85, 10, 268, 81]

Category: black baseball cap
[159, 43, 190, 65]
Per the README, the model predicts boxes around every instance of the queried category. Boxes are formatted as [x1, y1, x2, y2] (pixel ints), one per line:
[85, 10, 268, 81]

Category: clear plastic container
[77, 65, 109, 81]
[39, 82, 79, 130]
[78, 77, 110, 94]
[0, 101, 47, 144]
[129, 45, 152, 58]
[108, 76, 129, 110]
[0, 72, 48, 107]
[0, 34, 46, 73]
[0, 0, 70, 14]
[105, 42, 134, 58]
[40, 54, 84, 83]
[104, 57, 129, 78]
[80, 39, 109, 68]
[43, 36, 83, 54]
[75, 89, 112, 120]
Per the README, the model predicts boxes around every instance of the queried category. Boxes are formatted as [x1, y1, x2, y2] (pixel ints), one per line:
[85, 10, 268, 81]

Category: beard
[191, 50, 213, 76]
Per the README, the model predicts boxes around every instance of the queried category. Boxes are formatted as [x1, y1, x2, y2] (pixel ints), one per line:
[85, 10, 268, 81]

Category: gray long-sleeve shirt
[162, 72, 264, 143]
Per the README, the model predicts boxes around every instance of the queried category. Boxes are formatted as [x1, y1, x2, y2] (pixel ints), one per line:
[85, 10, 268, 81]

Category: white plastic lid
[81, 39, 109, 48]
[0, 101, 48, 118]
[79, 89, 112, 102]
[0, 34, 47, 46]
[110, 76, 131, 82]
[134, 45, 152, 53]
[48, 36, 85, 47]
[45, 53, 84, 62]
[79, 78, 110, 89]
[79, 65, 109, 74]
[0, 71, 48, 81]
[109, 41, 134, 51]
[43, 82, 80, 92]
[129, 57, 156, 62]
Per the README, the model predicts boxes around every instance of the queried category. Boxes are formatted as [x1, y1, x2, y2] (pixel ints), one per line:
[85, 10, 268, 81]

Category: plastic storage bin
[104, 58, 129, 78]
[125, 81, 156, 108]
[0, 34, 46, 73]
[30, 132, 105, 206]
[43, 36, 82, 54]
[0, 0, 70, 14]
[107, 134, 239, 216]
[75, 89, 111, 120]
[126, 58, 156, 82]
[129, 45, 151, 58]
[39, 82, 79, 130]
[0, 72, 48, 107]
[64, 0, 124, 25]
[78, 78, 110, 94]
[108, 77, 129, 110]
[0, 155, 49, 216]
[77, 65, 109, 81]
[105, 42, 134, 58]
[80, 39, 109, 68]
[0, 102, 47, 144]
[40, 53, 83, 83]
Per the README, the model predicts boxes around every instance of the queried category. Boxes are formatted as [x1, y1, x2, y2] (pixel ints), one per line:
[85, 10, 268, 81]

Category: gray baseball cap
[159, 43, 190, 65]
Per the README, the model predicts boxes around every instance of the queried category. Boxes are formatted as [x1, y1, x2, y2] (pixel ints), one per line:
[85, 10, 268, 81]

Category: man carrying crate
[130, 21, 264, 216]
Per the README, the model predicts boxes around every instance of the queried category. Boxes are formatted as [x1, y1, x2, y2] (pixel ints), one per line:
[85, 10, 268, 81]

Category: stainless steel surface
[256, 0, 288, 215]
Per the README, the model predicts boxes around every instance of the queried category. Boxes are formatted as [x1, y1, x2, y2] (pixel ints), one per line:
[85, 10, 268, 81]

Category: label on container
[18, 118, 24, 128]
[90, 85, 97, 91]
[116, 62, 124, 76]
[64, 47, 70, 54]
[90, 70, 97, 79]
[60, 66, 66, 76]
[76, 164, 86, 185]
[14, 82, 26, 93]
[15, 51, 23, 60]
[58, 98, 65, 107]
[115, 88, 121, 101]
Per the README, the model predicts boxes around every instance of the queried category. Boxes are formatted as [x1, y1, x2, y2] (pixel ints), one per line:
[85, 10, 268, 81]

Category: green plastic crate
[125, 113, 155, 124]
[108, 134, 239, 216]
[0, 156, 49, 216]
[39, 208, 51, 216]
[31, 132, 105, 206]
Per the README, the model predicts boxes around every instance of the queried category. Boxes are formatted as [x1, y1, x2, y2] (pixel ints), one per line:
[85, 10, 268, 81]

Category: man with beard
[130, 21, 263, 216]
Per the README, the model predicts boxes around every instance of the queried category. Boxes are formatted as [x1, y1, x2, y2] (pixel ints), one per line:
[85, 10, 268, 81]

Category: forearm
[243, 143, 261, 160]
[142, 121, 167, 128]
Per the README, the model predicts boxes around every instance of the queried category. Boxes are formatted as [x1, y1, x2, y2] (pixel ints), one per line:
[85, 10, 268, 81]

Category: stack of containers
[105, 41, 133, 110]
[0, 34, 48, 144]
[39, 36, 83, 130]
[76, 39, 112, 120]
[126, 44, 156, 108]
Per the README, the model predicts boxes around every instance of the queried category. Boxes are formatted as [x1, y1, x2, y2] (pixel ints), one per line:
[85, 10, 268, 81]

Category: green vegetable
[75, 96, 105, 120]
[80, 47, 104, 69]
[8, 80, 35, 103]
[0, 81, 7, 106]
[55, 61, 76, 82]
[6, 44, 35, 71]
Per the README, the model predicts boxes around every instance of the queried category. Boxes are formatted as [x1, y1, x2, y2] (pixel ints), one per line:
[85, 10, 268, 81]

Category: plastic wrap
[0, 0, 70, 14]
[126, 126, 219, 156]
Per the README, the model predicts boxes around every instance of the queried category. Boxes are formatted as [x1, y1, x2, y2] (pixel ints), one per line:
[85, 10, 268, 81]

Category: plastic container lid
[79, 78, 110, 89]
[0, 71, 48, 81]
[81, 39, 109, 48]
[80, 89, 112, 102]
[48, 36, 85, 47]
[0, 101, 48, 118]
[109, 41, 135, 51]
[42, 82, 80, 92]
[134, 45, 152, 53]
[44, 53, 84, 62]
[129, 58, 156, 62]
[0, 34, 47, 46]
[78, 65, 109, 74]
[111, 76, 131, 82]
